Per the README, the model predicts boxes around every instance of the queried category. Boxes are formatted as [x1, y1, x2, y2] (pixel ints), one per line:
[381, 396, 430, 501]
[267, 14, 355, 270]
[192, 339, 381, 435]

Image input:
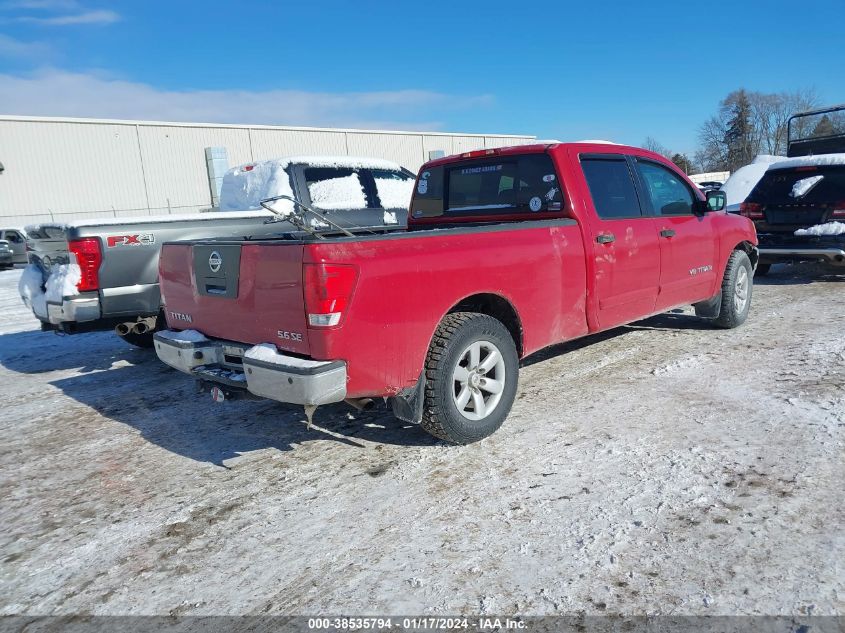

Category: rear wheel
[421, 312, 519, 444]
[713, 250, 753, 329]
[754, 263, 771, 276]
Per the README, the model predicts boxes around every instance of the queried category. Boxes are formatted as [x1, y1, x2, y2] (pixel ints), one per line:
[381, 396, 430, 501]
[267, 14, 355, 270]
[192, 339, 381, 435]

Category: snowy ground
[0, 264, 842, 617]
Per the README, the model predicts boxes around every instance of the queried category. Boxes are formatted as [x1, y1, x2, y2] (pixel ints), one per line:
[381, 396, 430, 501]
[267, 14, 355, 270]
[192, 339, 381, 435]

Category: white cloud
[2, 0, 80, 9]
[15, 8, 119, 24]
[0, 33, 49, 57]
[0, 70, 494, 130]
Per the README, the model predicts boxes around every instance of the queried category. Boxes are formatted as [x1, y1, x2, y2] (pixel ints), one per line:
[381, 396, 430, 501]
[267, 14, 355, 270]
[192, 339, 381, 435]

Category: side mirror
[705, 189, 726, 212]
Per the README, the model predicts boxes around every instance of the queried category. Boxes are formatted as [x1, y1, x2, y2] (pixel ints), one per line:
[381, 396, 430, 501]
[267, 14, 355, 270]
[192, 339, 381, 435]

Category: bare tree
[642, 137, 672, 158]
[696, 88, 819, 172]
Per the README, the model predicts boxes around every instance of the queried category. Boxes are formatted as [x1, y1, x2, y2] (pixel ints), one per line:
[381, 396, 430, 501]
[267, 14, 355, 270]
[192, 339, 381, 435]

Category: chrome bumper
[758, 247, 845, 266]
[153, 331, 347, 406]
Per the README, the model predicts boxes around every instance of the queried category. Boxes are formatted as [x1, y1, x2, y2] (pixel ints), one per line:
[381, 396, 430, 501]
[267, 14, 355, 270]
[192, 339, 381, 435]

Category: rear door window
[411, 153, 563, 218]
[581, 157, 643, 219]
[303, 168, 370, 210]
[4, 231, 22, 243]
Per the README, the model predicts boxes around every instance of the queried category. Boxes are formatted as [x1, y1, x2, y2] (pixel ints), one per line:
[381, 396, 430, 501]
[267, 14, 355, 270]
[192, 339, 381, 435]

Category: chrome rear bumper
[154, 331, 347, 406]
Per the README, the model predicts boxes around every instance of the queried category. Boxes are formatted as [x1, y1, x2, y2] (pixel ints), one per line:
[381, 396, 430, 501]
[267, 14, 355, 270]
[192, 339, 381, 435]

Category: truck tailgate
[160, 242, 311, 356]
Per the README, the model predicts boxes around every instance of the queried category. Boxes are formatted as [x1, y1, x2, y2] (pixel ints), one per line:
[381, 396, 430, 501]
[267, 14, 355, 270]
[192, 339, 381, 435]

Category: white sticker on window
[545, 187, 558, 201]
[417, 179, 428, 195]
[529, 196, 543, 212]
[542, 174, 556, 182]
[422, 171, 431, 179]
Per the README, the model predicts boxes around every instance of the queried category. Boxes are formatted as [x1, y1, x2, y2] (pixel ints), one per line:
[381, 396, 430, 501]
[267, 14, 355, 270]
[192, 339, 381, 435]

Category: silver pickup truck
[20, 156, 414, 347]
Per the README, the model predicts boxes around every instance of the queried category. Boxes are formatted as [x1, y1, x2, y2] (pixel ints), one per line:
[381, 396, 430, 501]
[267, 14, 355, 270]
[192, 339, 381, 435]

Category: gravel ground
[0, 264, 842, 617]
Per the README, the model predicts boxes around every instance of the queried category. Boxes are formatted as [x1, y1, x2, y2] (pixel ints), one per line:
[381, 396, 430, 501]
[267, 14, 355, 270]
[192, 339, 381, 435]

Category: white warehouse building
[0, 116, 535, 227]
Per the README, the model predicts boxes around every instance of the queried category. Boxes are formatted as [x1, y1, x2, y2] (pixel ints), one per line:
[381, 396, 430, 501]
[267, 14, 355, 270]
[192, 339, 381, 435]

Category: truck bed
[160, 219, 588, 396]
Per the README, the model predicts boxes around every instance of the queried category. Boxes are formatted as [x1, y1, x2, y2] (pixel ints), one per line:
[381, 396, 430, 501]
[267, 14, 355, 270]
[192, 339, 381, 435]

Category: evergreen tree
[671, 153, 694, 174]
[723, 90, 755, 172]
[811, 114, 835, 138]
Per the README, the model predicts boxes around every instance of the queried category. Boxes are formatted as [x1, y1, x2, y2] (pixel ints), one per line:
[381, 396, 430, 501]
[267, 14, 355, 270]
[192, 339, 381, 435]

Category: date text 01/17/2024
[306, 616, 526, 630]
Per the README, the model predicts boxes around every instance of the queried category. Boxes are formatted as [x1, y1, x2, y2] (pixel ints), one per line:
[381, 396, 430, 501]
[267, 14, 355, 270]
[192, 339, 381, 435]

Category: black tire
[421, 312, 519, 444]
[121, 329, 155, 348]
[754, 263, 771, 277]
[713, 250, 753, 329]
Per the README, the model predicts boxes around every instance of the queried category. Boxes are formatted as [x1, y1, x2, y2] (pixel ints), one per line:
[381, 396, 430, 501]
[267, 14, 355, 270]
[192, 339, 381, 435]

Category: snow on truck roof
[766, 153, 845, 170]
[228, 155, 405, 174]
[219, 155, 408, 214]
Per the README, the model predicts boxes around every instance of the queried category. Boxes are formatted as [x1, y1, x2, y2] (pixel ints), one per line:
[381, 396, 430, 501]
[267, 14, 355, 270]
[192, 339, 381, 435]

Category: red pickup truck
[154, 142, 758, 444]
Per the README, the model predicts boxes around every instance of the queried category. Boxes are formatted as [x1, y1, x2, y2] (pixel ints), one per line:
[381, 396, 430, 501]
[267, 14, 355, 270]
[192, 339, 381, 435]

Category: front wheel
[421, 312, 519, 444]
[713, 250, 753, 329]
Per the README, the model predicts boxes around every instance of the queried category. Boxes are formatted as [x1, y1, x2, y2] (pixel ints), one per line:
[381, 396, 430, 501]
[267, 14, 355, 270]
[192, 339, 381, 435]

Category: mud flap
[390, 374, 425, 425]
[693, 291, 722, 319]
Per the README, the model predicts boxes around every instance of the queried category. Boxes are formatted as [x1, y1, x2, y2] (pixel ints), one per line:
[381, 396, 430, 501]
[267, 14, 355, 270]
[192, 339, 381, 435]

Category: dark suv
[740, 104, 845, 275]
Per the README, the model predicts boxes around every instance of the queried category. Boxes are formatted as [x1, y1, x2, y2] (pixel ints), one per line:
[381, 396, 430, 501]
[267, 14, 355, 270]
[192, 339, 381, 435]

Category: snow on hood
[218, 155, 405, 214]
[721, 155, 788, 211]
[794, 221, 845, 237]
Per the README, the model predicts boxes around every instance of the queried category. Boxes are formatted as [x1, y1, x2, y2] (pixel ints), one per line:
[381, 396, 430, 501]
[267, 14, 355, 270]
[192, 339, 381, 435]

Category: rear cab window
[411, 153, 564, 221]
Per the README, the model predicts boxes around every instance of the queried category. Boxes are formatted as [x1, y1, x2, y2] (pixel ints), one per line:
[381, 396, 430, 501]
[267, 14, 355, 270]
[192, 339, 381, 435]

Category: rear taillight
[68, 238, 102, 292]
[739, 202, 764, 219]
[832, 201, 845, 218]
[303, 263, 358, 327]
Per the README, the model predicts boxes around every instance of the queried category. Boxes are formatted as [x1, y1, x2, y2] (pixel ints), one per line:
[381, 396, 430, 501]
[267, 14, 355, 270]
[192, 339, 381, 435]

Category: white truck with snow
[20, 156, 414, 347]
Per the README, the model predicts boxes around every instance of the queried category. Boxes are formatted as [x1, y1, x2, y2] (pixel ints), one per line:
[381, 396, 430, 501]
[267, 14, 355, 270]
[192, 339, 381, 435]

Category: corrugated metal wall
[0, 117, 534, 226]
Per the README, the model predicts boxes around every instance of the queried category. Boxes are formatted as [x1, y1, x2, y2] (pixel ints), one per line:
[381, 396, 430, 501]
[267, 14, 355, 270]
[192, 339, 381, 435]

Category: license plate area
[765, 208, 826, 225]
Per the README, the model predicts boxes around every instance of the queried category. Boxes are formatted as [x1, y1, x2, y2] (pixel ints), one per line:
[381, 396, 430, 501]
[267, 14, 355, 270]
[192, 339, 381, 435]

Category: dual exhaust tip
[115, 321, 151, 336]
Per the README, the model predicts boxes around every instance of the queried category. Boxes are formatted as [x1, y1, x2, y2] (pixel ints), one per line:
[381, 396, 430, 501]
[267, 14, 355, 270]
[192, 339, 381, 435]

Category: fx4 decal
[107, 234, 155, 248]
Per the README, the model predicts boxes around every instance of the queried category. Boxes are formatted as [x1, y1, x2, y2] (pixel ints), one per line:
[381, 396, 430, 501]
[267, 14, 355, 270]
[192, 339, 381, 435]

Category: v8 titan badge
[529, 196, 543, 212]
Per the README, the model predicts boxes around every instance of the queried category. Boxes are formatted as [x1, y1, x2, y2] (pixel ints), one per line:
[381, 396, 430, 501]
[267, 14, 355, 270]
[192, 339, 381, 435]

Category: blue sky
[1, 0, 843, 155]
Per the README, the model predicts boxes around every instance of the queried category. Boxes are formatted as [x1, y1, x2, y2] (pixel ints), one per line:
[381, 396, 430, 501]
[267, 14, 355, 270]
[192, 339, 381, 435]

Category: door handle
[660, 229, 676, 238]
[596, 233, 615, 244]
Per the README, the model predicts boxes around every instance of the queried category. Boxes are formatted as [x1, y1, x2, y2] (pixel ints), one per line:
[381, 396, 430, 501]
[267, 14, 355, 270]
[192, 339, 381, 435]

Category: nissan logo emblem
[208, 250, 222, 273]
